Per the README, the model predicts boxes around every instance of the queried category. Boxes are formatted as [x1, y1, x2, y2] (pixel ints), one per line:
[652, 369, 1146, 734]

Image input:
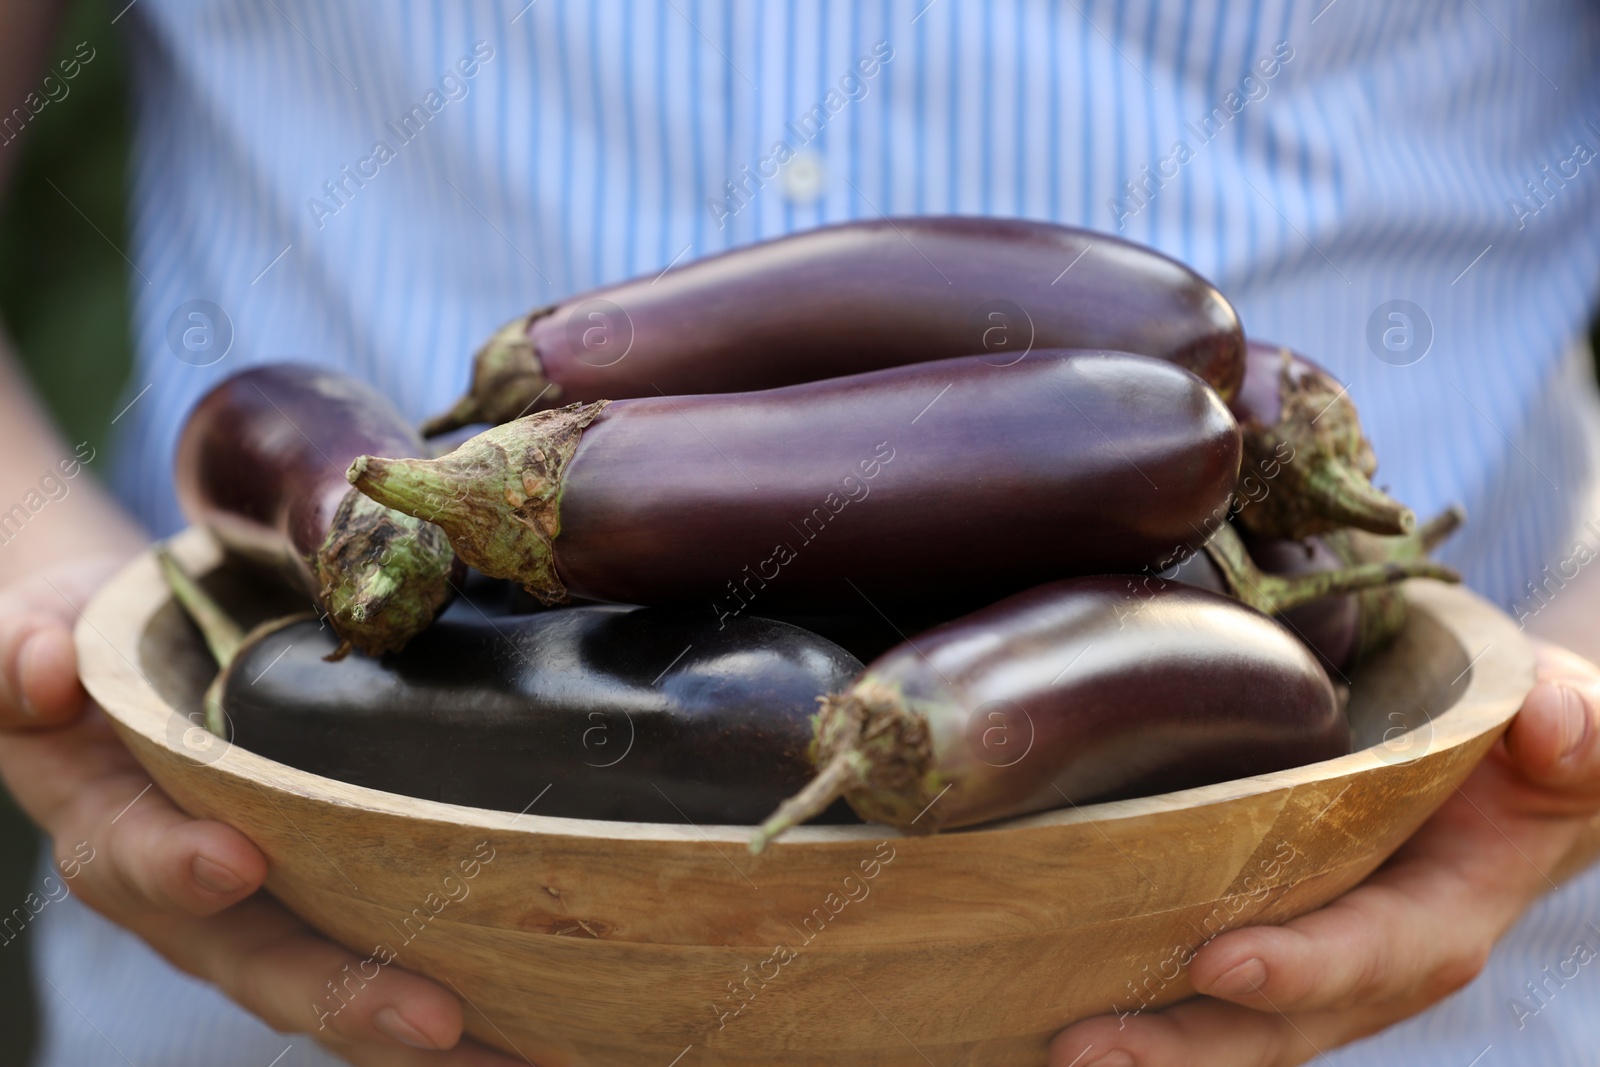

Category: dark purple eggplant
[750, 576, 1349, 850]
[353, 351, 1242, 614]
[175, 364, 458, 656]
[157, 551, 863, 825]
[1230, 341, 1412, 539]
[422, 217, 1245, 435]
[1164, 509, 1465, 672]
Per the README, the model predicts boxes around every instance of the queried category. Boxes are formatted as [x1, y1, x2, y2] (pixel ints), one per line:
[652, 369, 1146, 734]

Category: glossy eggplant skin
[220, 607, 864, 824]
[357, 351, 1243, 614]
[177, 365, 407, 567]
[424, 217, 1245, 433]
[755, 576, 1347, 844]
[175, 364, 458, 655]
[1166, 536, 1360, 673]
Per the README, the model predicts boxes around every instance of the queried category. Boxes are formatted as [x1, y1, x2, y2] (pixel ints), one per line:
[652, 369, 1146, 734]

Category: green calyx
[421, 309, 560, 438]
[349, 400, 608, 605]
[313, 489, 459, 658]
[1201, 521, 1460, 618]
[749, 678, 939, 854]
[1320, 505, 1467, 664]
[1236, 351, 1415, 540]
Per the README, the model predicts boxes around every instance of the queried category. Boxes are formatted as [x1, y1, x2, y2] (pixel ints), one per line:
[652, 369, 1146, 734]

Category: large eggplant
[175, 364, 458, 656]
[751, 576, 1349, 849]
[1230, 341, 1411, 539]
[422, 217, 1245, 435]
[353, 351, 1242, 615]
[158, 553, 863, 824]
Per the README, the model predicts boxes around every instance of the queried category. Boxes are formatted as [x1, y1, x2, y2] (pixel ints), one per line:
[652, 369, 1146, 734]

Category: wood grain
[77, 528, 1536, 1067]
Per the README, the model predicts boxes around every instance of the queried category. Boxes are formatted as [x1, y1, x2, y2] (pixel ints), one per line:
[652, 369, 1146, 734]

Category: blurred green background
[0, 2, 131, 1062]
[0, 4, 1598, 1065]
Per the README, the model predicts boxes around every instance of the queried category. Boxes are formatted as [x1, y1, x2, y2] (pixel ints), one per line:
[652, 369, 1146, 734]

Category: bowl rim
[76, 527, 1535, 847]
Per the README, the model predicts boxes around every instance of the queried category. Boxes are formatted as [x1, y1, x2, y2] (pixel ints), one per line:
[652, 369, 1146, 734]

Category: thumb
[1501, 643, 1600, 805]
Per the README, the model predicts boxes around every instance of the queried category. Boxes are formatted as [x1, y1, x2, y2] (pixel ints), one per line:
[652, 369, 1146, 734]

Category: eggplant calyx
[350, 400, 609, 605]
[1316, 504, 1467, 667]
[750, 679, 937, 854]
[420, 308, 561, 438]
[1235, 351, 1414, 540]
[312, 490, 458, 658]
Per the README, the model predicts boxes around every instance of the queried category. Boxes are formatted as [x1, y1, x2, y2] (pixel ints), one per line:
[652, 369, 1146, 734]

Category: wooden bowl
[77, 527, 1535, 1067]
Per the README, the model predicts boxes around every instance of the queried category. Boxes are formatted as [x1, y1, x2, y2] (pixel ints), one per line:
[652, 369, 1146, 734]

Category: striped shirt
[35, 1, 1600, 1064]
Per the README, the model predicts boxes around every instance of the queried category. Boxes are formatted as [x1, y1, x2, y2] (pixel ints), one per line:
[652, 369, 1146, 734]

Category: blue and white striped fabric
[36, 0, 1600, 1063]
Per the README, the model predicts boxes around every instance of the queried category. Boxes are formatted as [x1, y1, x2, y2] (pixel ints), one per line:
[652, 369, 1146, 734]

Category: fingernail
[1558, 685, 1591, 761]
[1206, 956, 1266, 997]
[376, 1007, 442, 1050]
[191, 856, 246, 894]
[1085, 1052, 1135, 1067]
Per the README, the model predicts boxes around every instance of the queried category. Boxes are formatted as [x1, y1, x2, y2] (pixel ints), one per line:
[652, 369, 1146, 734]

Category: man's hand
[0, 556, 526, 1065]
[1049, 641, 1600, 1067]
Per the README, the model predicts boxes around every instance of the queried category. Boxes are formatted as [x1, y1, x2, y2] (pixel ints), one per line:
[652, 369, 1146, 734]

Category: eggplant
[175, 364, 458, 656]
[352, 351, 1243, 614]
[157, 552, 863, 825]
[422, 217, 1245, 436]
[1165, 508, 1465, 672]
[1230, 341, 1412, 540]
[751, 576, 1349, 849]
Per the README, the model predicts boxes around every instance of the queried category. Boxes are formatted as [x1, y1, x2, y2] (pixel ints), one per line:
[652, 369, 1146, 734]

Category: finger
[320, 1033, 533, 1067]
[16, 622, 88, 721]
[1504, 672, 1600, 799]
[1049, 997, 1316, 1067]
[137, 895, 473, 1053]
[54, 766, 267, 916]
[1186, 879, 1490, 1015]
[2, 711, 267, 917]
[0, 613, 84, 727]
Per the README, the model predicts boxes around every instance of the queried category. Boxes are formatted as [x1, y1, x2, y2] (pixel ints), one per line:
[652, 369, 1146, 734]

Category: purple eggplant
[750, 576, 1349, 849]
[1230, 341, 1412, 539]
[352, 351, 1242, 615]
[175, 364, 458, 657]
[421, 217, 1245, 435]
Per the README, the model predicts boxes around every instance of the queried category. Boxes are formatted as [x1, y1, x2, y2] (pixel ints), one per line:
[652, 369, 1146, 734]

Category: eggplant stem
[156, 547, 245, 668]
[749, 750, 869, 855]
[1300, 458, 1415, 537]
[203, 674, 228, 737]
[1417, 504, 1467, 554]
[1200, 523, 1459, 617]
[419, 395, 483, 439]
[420, 312, 553, 438]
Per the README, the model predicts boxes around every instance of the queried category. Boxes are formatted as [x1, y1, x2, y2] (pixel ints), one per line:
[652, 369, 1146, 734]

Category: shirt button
[781, 150, 826, 204]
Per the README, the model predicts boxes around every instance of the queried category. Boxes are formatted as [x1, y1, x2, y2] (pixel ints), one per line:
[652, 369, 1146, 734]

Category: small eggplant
[158, 552, 863, 825]
[422, 217, 1245, 435]
[1166, 509, 1465, 672]
[750, 576, 1348, 849]
[175, 364, 458, 656]
[1230, 341, 1412, 539]
[353, 351, 1242, 615]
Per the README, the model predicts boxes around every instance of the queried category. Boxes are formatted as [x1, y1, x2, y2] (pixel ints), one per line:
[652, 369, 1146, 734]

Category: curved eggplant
[751, 576, 1349, 849]
[175, 364, 458, 656]
[159, 552, 863, 824]
[422, 217, 1245, 435]
[1230, 341, 1412, 539]
[354, 351, 1243, 614]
